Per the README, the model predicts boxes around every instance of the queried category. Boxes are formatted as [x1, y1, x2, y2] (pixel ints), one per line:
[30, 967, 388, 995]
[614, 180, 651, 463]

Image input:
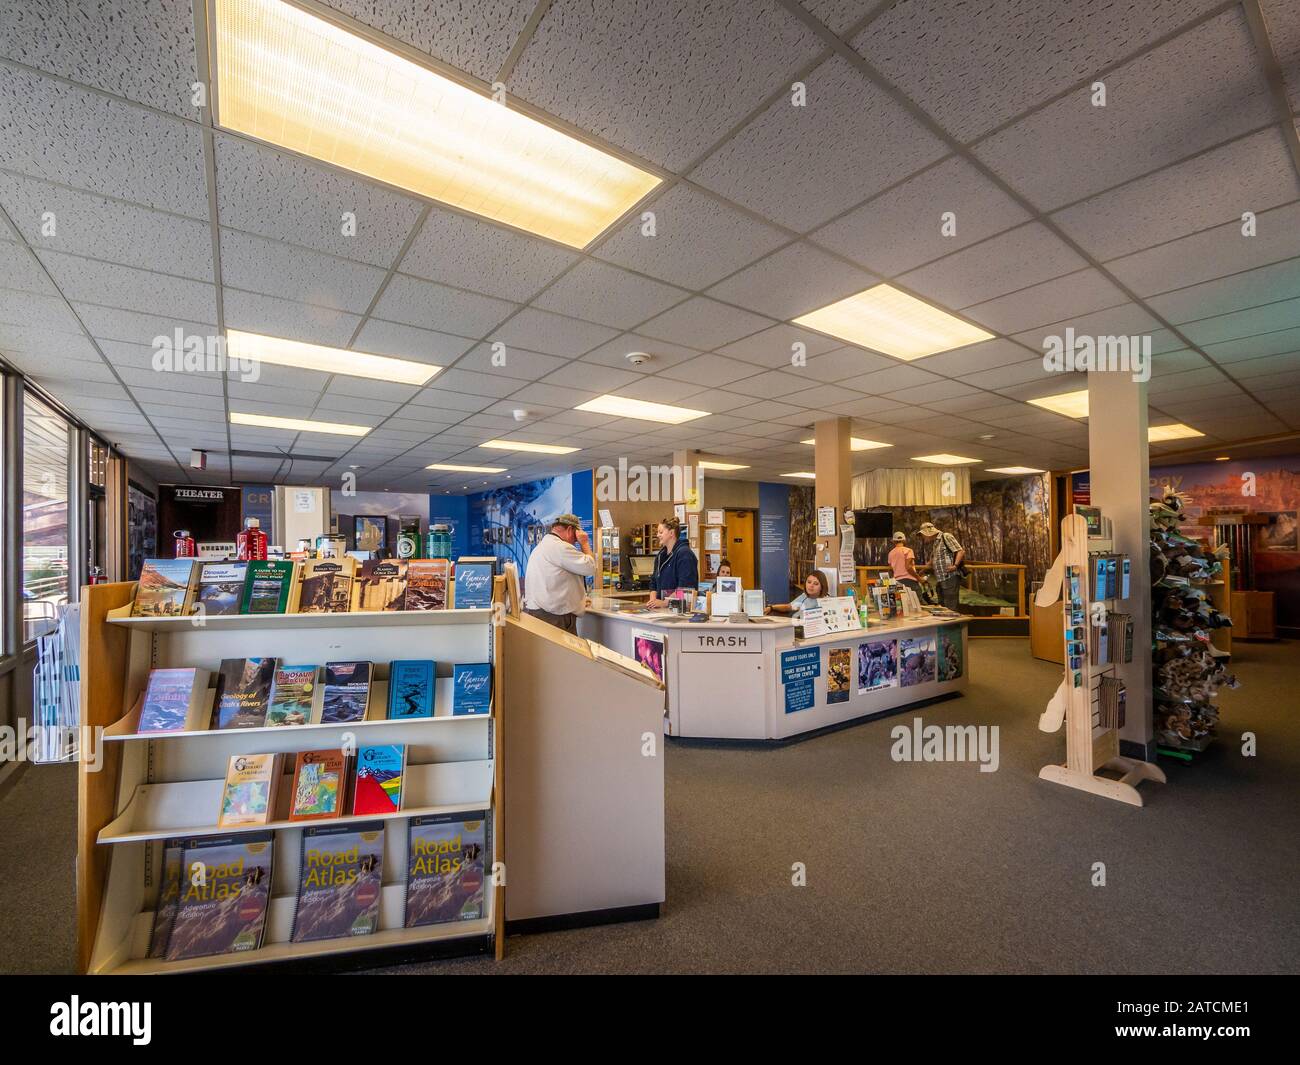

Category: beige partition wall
[502, 612, 665, 924]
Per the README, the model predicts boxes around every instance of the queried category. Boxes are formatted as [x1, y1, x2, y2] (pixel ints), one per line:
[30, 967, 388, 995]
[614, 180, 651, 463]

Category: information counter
[579, 598, 969, 741]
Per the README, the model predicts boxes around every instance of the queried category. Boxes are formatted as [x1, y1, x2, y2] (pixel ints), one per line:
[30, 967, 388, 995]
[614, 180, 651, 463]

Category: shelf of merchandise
[77, 580, 507, 975]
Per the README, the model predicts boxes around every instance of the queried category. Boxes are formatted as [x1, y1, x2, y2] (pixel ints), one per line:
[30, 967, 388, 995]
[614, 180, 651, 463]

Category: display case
[854, 563, 1028, 635]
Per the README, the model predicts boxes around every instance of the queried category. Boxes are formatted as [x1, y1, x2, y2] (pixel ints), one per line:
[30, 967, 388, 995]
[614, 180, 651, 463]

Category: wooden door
[724, 510, 756, 588]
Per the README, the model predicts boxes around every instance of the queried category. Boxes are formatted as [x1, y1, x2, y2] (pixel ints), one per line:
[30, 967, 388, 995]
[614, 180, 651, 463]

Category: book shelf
[77, 580, 507, 974]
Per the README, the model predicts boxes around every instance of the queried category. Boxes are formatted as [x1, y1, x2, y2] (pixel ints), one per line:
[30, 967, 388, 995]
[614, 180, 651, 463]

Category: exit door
[724, 509, 756, 589]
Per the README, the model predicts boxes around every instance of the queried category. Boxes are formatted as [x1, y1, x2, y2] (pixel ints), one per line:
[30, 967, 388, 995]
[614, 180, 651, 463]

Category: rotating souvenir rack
[1034, 512, 1164, 806]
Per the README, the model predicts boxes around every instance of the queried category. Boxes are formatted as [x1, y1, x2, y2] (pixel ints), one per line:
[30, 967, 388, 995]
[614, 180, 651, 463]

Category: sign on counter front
[682, 631, 760, 653]
[780, 646, 820, 714]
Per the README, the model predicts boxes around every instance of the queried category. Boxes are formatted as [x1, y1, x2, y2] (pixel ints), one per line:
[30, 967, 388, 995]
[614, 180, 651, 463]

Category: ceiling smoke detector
[625, 351, 651, 366]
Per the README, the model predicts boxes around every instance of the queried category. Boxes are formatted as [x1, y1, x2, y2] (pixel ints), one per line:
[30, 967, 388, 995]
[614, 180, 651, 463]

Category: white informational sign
[817, 506, 837, 537]
[197, 542, 236, 560]
[682, 630, 761, 653]
[598, 508, 613, 528]
[820, 596, 862, 632]
[838, 524, 856, 586]
[800, 604, 827, 637]
[674, 503, 686, 524]
[710, 591, 741, 616]
[687, 512, 700, 541]
[744, 589, 765, 618]
[706, 509, 725, 526]
[293, 489, 315, 513]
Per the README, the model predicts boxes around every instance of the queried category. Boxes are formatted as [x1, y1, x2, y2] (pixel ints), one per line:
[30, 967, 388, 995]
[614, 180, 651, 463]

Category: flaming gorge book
[352, 744, 405, 815]
[193, 561, 247, 616]
[131, 559, 197, 617]
[265, 664, 317, 726]
[211, 657, 277, 730]
[138, 667, 210, 733]
[291, 823, 384, 943]
[453, 556, 495, 609]
[353, 559, 408, 611]
[238, 560, 295, 615]
[218, 753, 285, 828]
[452, 663, 491, 716]
[297, 557, 357, 614]
[289, 749, 350, 822]
[404, 811, 487, 927]
[405, 559, 450, 610]
[321, 661, 372, 724]
[165, 832, 274, 961]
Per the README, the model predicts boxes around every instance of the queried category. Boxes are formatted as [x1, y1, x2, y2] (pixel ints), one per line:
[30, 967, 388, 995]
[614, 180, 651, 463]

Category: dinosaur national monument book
[404, 811, 487, 927]
[290, 822, 384, 943]
[165, 832, 274, 961]
[193, 561, 247, 616]
[132, 559, 198, 617]
[265, 664, 317, 727]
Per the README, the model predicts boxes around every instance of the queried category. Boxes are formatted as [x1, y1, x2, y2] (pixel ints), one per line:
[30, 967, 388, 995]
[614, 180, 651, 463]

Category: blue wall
[461, 472, 593, 577]
[758, 481, 791, 604]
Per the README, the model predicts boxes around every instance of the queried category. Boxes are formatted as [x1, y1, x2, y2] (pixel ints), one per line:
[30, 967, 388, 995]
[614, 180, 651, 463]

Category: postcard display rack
[75, 578, 507, 974]
[1034, 512, 1165, 806]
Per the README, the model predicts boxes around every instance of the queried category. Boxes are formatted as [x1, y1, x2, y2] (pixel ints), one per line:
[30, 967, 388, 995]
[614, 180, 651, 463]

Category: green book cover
[239, 560, 295, 614]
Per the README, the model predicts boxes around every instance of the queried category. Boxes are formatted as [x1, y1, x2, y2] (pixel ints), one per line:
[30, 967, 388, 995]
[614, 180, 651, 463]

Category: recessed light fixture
[226, 330, 438, 385]
[574, 395, 710, 424]
[1028, 389, 1091, 419]
[213, 0, 660, 248]
[793, 283, 994, 361]
[913, 453, 980, 465]
[697, 460, 750, 471]
[799, 437, 892, 451]
[427, 463, 507, 473]
[230, 411, 370, 436]
[1148, 423, 1205, 442]
[480, 439, 580, 455]
[781, 471, 817, 479]
[986, 466, 1045, 475]
[978, 433, 997, 441]
[1215, 456, 1231, 461]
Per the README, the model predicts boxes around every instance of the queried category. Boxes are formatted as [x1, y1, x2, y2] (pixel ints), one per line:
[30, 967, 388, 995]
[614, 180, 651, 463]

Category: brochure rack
[76, 578, 507, 974]
[1034, 513, 1165, 806]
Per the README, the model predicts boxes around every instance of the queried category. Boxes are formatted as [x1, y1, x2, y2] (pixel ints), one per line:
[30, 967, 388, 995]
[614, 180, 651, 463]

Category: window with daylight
[23, 392, 71, 641]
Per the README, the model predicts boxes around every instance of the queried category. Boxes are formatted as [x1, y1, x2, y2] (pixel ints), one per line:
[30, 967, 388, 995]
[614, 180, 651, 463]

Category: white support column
[1087, 370, 1154, 758]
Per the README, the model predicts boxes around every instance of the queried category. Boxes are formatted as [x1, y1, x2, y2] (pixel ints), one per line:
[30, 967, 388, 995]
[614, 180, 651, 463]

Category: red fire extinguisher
[237, 517, 268, 561]
[173, 529, 196, 558]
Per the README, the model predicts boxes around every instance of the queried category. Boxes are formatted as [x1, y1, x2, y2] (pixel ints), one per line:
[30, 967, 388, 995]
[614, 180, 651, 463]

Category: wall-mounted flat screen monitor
[854, 510, 893, 539]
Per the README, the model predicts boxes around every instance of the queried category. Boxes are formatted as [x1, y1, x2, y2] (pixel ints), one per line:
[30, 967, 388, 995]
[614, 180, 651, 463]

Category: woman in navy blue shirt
[647, 516, 699, 606]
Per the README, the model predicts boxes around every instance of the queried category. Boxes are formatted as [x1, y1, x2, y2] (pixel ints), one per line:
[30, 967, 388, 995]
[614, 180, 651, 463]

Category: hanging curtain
[852, 468, 972, 508]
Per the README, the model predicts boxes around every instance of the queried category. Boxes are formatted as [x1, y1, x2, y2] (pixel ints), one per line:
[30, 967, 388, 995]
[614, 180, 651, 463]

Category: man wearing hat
[887, 530, 922, 594]
[523, 513, 595, 632]
[918, 521, 965, 610]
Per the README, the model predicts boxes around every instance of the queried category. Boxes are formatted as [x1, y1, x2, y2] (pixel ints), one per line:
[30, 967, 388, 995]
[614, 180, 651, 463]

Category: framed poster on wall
[355, 514, 387, 552]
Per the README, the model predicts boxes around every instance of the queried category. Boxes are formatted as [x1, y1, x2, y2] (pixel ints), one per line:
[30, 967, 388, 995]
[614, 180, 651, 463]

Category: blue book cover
[452, 663, 491, 716]
[388, 660, 435, 719]
[453, 559, 494, 609]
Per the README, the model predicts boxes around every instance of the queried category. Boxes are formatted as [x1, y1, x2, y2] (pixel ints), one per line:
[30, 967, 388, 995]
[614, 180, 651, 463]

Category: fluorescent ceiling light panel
[575, 395, 710, 424]
[912, 453, 980, 465]
[213, 0, 661, 248]
[480, 439, 580, 455]
[1148, 423, 1205, 442]
[800, 437, 892, 451]
[986, 466, 1045, 475]
[793, 284, 993, 361]
[781, 472, 817, 479]
[427, 463, 506, 473]
[230, 411, 370, 436]
[1028, 389, 1090, 418]
[226, 330, 438, 385]
[697, 461, 750, 470]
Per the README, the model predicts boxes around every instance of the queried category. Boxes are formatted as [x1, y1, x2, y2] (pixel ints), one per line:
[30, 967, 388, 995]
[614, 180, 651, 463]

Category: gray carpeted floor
[2, 638, 1295, 974]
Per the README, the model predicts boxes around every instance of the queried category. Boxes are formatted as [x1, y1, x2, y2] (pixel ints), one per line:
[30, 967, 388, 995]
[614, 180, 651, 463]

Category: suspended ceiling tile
[960, 358, 1065, 390]
[705, 241, 875, 321]
[0, 241, 58, 296]
[594, 183, 790, 290]
[910, 337, 1035, 377]
[580, 333, 703, 373]
[810, 156, 1030, 277]
[213, 134, 424, 268]
[508, 0, 823, 172]
[223, 289, 360, 348]
[532, 259, 688, 330]
[1150, 349, 1211, 374]
[37, 249, 217, 324]
[422, 368, 522, 399]
[855, 0, 1227, 142]
[1261, 0, 1300, 113]
[1052, 127, 1300, 261]
[610, 375, 710, 403]
[0, 288, 82, 333]
[406, 387, 495, 414]
[800, 345, 897, 382]
[1146, 258, 1300, 324]
[799, 0, 881, 34]
[714, 322, 843, 370]
[1226, 351, 1300, 378]
[351, 318, 476, 367]
[325, 376, 422, 403]
[1202, 325, 1300, 363]
[1011, 303, 1163, 355]
[961, 269, 1130, 333]
[317, 0, 534, 83]
[885, 379, 983, 405]
[720, 368, 812, 401]
[454, 341, 568, 381]
[374, 274, 517, 338]
[838, 364, 945, 393]
[218, 229, 387, 315]
[659, 353, 761, 389]
[691, 56, 948, 233]
[898, 223, 1086, 310]
[0, 66, 207, 217]
[489, 307, 618, 357]
[115, 366, 223, 395]
[973, 9, 1274, 210]
[638, 296, 775, 350]
[540, 360, 642, 394]
[1179, 297, 1300, 347]
[1104, 201, 1300, 296]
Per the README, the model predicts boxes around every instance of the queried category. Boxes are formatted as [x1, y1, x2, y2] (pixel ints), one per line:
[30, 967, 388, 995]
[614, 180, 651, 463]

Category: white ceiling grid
[0, 0, 1295, 493]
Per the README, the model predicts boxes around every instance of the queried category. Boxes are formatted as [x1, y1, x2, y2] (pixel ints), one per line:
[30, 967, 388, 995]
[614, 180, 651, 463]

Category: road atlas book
[165, 832, 274, 961]
[405, 811, 487, 927]
[290, 822, 384, 943]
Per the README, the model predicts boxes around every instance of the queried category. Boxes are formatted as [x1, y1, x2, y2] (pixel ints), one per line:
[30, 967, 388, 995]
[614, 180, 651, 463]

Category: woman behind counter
[769, 569, 832, 616]
[646, 516, 700, 607]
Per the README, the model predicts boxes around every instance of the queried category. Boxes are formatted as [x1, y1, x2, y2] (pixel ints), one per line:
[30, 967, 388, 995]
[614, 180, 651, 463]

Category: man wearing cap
[918, 521, 965, 610]
[523, 514, 595, 632]
[888, 531, 922, 594]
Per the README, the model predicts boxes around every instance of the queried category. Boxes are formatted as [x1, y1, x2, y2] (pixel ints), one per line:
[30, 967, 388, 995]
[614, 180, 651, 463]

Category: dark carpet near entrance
[2, 639, 1295, 974]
